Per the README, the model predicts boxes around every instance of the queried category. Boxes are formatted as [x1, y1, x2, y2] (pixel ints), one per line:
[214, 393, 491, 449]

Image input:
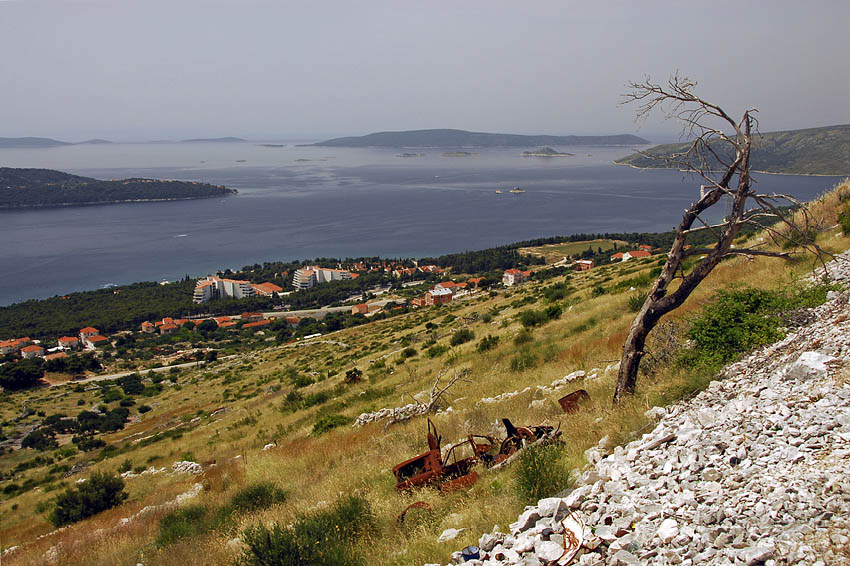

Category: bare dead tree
[613, 73, 822, 404]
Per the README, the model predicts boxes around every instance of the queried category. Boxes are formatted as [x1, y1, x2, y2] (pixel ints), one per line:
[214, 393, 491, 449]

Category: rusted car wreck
[392, 418, 559, 492]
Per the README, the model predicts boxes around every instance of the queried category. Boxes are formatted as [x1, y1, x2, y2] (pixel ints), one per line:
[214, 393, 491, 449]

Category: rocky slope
[448, 253, 850, 566]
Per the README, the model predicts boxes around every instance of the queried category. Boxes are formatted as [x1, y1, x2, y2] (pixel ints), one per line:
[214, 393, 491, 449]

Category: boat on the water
[508, 187, 525, 194]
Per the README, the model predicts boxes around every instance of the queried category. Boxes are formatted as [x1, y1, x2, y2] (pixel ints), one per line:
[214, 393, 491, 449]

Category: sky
[1, 0, 848, 142]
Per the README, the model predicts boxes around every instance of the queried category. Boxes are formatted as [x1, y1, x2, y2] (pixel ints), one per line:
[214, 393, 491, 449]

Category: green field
[520, 239, 629, 263]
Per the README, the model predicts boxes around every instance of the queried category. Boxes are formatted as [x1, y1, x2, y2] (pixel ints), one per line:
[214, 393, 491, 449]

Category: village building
[159, 323, 179, 334]
[140, 321, 156, 333]
[20, 344, 45, 359]
[57, 336, 80, 350]
[243, 319, 272, 329]
[574, 259, 594, 271]
[79, 327, 100, 341]
[251, 282, 283, 297]
[622, 250, 652, 261]
[241, 312, 264, 323]
[610, 252, 625, 262]
[0, 337, 32, 355]
[503, 268, 531, 287]
[292, 266, 352, 289]
[192, 276, 259, 303]
[44, 351, 68, 362]
[84, 334, 110, 349]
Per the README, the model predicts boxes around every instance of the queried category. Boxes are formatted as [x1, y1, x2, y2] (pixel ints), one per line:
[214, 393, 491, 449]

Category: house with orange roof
[243, 319, 272, 329]
[241, 313, 264, 323]
[140, 321, 156, 334]
[84, 334, 110, 349]
[214, 316, 232, 326]
[284, 316, 301, 327]
[467, 277, 484, 288]
[159, 323, 179, 334]
[219, 321, 238, 329]
[623, 250, 652, 261]
[58, 336, 80, 350]
[503, 268, 529, 287]
[252, 282, 283, 297]
[638, 244, 653, 251]
[351, 304, 369, 315]
[610, 252, 625, 262]
[1, 337, 31, 355]
[44, 351, 68, 362]
[79, 327, 100, 341]
[573, 259, 594, 272]
[21, 344, 45, 359]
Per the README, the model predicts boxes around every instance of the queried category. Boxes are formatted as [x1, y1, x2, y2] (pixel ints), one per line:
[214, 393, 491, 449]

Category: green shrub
[231, 481, 287, 513]
[840, 204, 850, 236]
[22, 428, 59, 451]
[72, 435, 106, 452]
[157, 504, 229, 547]
[476, 334, 500, 352]
[628, 292, 647, 313]
[49, 471, 128, 527]
[591, 285, 606, 297]
[303, 391, 330, 408]
[510, 348, 537, 372]
[238, 495, 374, 566]
[518, 309, 548, 328]
[137, 404, 152, 414]
[399, 347, 418, 360]
[514, 443, 569, 502]
[426, 344, 449, 358]
[514, 329, 534, 345]
[450, 328, 474, 346]
[310, 414, 351, 436]
[544, 304, 562, 320]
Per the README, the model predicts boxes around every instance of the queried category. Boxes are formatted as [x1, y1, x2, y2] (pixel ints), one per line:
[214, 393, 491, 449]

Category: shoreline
[0, 191, 237, 211]
[611, 160, 847, 178]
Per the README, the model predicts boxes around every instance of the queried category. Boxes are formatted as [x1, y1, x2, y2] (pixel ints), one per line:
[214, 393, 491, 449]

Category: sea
[0, 141, 843, 306]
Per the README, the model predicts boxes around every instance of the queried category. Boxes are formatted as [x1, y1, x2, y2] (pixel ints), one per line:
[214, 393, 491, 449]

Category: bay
[0, 142, 841, 306]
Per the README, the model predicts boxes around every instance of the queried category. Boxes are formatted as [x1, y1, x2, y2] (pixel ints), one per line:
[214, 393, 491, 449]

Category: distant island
[311, 128, 650, 148]
[396, 152, 424, 158]
[0, 168, 237, 209]
[442, 151, 475, 157]
[0, 137, 72, 149]
[615, 123, 850, 176]
[180, 137, 246, 143]
[522, 146, 574, 157]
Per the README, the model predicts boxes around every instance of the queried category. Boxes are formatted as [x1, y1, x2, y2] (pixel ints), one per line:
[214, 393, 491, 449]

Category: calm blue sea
[0, 142, 842, 305]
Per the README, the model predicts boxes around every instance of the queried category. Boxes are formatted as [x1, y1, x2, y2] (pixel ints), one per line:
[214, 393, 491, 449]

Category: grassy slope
[615, 124, 850, 175]
[1, 180, 849, 565]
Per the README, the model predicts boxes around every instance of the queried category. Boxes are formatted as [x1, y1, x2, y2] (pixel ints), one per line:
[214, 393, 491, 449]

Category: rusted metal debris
[397, 500, 432, 523]
[392, 418, 560, 492]
[558, 389, 590, 414]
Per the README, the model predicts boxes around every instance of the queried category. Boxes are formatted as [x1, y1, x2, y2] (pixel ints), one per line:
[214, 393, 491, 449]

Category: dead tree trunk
[612, 74, 806, 404]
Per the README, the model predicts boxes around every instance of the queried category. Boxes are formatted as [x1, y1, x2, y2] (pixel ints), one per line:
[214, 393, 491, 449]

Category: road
[47, 356, 236, 387]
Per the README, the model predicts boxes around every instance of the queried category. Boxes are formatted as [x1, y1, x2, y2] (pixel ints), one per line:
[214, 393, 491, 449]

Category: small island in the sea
[396, 152, 424, 158]
[0, 168, 236, 209]
[522, 146, 574, 157]
[442, 151, 475, 157]
[258, 143, 286, 148]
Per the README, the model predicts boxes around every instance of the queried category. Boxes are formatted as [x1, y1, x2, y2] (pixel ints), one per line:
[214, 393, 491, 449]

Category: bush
[231, 481, 287, 513]
[310, 414, 351, 436]
[72, 435, 106, 452]
[426, 344, 449, 358]
[628, 292, 646, 313]
[49, 471, 128, 527]
[518, 309, 548, 328]
[118, 374, 144, 395]
[0, 359, 45, 391]
[514, 329, 533, 346]
[476, 334, 500, 352]
[510, 348, 537, 372]
[544, 304, 562, 320]
[399, 347, 418, 360]
[591, 285, 606, 297]
[840, 204, 850, 236]
[137, 404, 152, 414]
[238, 495, 374, 566]
[22, 428, 59, 451]
[157, 504, 228, 547]
[450, 328, 474, 346]
[514, 443, 569, 502]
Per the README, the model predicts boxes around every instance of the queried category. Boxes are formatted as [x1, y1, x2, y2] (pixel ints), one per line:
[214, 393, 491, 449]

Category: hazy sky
[2, 0, 848, 142]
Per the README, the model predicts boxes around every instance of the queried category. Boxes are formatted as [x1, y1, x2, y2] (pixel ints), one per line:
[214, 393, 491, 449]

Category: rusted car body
[393, 418, 558, 491]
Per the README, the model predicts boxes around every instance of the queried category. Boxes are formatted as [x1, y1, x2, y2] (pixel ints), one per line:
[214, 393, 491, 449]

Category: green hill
[313, 128, 649, 148]
[615, 123, 850, 175]
[0, 168, 236, 209]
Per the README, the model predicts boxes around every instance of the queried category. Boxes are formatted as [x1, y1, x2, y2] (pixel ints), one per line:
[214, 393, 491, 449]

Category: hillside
[0, 137, 71, 149]
[313, 128, 649, 148]
[0, 183, 847, 565]
[0, 168, 237, 209]
[615, 123, 850, 175]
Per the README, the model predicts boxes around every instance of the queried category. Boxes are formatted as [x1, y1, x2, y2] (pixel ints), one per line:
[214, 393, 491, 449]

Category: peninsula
[615, 123, 850, 176]
[0, 168, 237, 209]
[311, 128, 649, 148]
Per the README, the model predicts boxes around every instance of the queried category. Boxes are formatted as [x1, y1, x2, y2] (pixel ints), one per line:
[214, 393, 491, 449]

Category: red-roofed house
[58, 336, 80, 350]
[219, 321, 238, 329]
[252, 282, 283, 297]
[1, 337, 31, 355]
[610, 252, 625, 262]
[44, 351, 68, 362]
[467, 277, 484, 288]
[351, 304, 369, 315]
[284, 316, 301, 327]
[638, 244, 653, 251]
[502, 269, 528, 287]
[21, 344, 45, 359]
[573, 259, 594, 272]
[214, 316, 232, 326]
[85, 334, 110, 349]
[623, 250, 652, 260]
[140, 321, 156, 334]
[241, 313, 264, 323]
[159, 323, 179, 334]
[243, 319, 272, 329]
[79, 327, 100, 341]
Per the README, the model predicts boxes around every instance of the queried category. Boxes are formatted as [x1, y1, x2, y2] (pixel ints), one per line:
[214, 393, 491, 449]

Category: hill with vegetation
[615, 123, 850, 175]
[313, 128, 649, 148]
[0, 182, 847, 565]
[0, 168, 236, 209]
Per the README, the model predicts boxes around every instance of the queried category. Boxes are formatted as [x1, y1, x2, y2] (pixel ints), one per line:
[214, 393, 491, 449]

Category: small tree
[613, 73, 823, 404]
[50, 471, 128, 526]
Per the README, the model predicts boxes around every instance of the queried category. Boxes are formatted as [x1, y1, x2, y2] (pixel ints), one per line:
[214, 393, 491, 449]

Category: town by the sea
[0, 141, 841, 305]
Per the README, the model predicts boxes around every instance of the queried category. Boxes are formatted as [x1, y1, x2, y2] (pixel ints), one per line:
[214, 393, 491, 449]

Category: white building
[193, 276, 257, 303]
[292, 266, 352, 289]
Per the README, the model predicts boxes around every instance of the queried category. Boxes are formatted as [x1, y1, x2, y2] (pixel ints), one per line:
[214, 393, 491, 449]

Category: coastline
[611, 160, 848, 178]
[0, 191, 237, 211]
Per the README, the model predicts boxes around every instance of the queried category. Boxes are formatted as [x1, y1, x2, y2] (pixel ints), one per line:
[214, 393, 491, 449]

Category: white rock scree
[442, 252, 850, 565]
